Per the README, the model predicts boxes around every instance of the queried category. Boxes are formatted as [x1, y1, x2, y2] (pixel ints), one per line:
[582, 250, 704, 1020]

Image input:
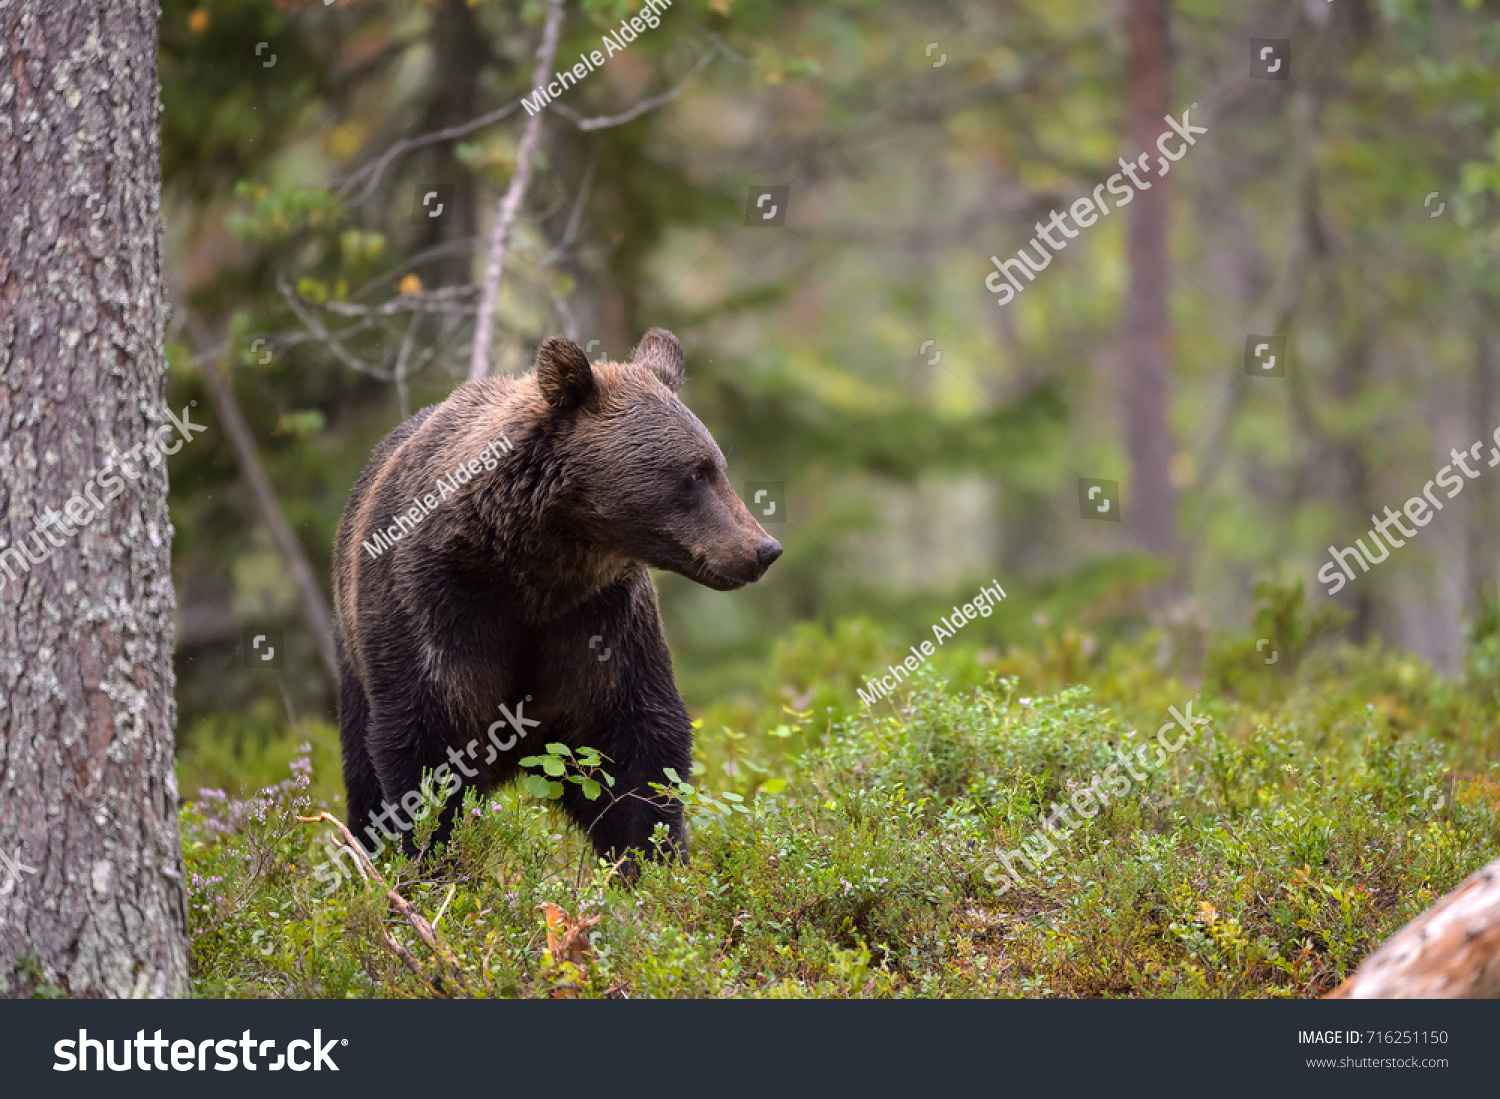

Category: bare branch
[697, 29, 747, 65]
[394, 315, 419, 420]
[550, 40, 720, 132]
[352, 236, 482, 302]
[338, 101, 522, 208]
[468, 0, 567, 382]
[540, 146, 599, 267]
[186, 316, 340, 686]
[324, 286, 479, 318]
[277, 274, 394, 380]
[298, 811, 468, 997]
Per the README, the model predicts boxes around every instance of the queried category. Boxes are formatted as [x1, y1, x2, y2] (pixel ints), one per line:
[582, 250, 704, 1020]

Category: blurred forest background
[156, 0, 1500, 798]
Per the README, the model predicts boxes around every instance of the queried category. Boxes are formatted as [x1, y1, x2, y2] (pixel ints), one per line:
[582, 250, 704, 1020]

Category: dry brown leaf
[540, 903, 601, 998]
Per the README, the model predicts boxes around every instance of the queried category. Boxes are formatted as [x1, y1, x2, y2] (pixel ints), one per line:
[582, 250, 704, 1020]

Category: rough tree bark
[0, 0, 189, 995]
[1120, 0, 1180, 570]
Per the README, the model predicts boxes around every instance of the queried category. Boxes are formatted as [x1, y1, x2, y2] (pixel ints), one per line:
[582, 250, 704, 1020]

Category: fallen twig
[298, 811, 469, 996]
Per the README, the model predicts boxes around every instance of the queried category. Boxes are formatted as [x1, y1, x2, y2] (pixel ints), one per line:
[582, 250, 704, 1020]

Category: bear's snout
[755, 536, 783, 578]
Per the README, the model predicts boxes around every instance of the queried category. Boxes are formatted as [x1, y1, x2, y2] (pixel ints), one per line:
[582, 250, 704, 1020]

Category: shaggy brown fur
[332, 330, 780, 875]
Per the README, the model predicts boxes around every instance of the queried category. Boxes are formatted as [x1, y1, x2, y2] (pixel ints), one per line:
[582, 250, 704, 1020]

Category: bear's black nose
[755, 537, 783, 577]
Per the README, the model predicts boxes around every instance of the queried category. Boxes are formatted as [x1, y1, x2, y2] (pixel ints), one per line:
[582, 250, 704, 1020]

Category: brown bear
[332, 329, 780, 877]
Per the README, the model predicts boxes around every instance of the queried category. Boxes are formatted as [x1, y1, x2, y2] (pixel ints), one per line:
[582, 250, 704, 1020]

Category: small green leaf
[541, 757, 566, 777]
[546, 743, 572, 756]
[579, 778, 601, 801]
[523, 775, 552, 799]
[518, 756, 543, 767]
[274, 409, 325, 437]
[722, 792, 744, 802]
[546, 781, 564, 799]
[662, 768, 681, 784]
[296, 278, 328, 304]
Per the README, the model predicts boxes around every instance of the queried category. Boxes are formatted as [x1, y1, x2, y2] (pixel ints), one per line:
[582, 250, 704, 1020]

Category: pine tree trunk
[0, 0, 189, 997]
[1121, 0, 1180, 569]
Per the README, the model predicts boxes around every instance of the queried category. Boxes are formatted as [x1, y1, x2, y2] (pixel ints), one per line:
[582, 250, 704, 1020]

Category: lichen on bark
[0, 0, 190, 998]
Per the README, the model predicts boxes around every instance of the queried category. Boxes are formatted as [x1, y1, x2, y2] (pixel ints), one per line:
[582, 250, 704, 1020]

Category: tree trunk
[419, 0, 492, 286]
[0, 0, 189, 996]
[1468, 303, 1494, 603]
[1120, 0, 1180, 570]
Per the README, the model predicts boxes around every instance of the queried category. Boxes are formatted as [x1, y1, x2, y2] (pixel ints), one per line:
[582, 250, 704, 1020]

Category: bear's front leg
[362, 686, 482, 860]
[540, 569, 696, 881]
[561, 701, 693, 881]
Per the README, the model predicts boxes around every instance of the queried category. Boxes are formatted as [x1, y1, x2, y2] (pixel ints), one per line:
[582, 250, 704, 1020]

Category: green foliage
[517, 743, 615, 801]
[651, 766, 749, 832]
[1204, 578, 1352, 696]
[225, 182, 342, 243]
[156, 0, 1500, 999]
[183, 616, 1500, 999]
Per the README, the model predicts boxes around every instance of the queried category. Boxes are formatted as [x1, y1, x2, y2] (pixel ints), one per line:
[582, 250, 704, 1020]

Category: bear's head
[533, 329, 782, 591]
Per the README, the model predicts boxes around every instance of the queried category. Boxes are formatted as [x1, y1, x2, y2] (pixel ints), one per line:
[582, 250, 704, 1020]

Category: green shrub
[181, 617, 1500, 999]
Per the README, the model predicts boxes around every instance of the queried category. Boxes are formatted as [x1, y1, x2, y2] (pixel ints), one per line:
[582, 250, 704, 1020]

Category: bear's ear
[535, 336, 598, 410]
[631, 328, 685, 392]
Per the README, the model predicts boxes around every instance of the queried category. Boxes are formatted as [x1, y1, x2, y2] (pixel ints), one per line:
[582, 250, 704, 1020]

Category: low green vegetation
[182, 586, 1500, 998]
